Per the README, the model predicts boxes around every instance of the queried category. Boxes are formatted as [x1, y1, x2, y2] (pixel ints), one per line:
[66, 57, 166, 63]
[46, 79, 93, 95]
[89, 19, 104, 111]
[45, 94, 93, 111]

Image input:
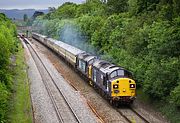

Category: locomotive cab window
[88, 59, 94, 65]
[110, 71, 117, 79]
[117, 70, 124, 76]
[109, 70, 125, 79]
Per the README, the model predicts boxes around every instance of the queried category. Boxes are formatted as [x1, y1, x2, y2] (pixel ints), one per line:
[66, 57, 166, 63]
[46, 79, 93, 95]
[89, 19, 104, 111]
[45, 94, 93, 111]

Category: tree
[136, 0, 160, 13]
[0, 14, 17, 122]
[107, 0, 129, 14]
[76, 0, 106, 16]
[171, 84, 180, 107]
[53, 2, 77, 19]
[32, 11, 44, 20]
[48, 7, 56, 13]
[23, 14, 28, 22]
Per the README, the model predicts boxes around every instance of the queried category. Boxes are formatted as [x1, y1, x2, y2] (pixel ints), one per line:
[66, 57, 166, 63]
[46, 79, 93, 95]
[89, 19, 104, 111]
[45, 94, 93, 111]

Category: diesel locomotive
[32, 33, 136, 105]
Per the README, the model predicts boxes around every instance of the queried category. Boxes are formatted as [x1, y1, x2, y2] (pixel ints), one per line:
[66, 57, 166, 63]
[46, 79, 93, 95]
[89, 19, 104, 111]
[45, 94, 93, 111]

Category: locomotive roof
[78, 53, 96, 62]
[93, 59, 124, 74]
[84, 56, 96, 62]
[54, 40, 84, 55]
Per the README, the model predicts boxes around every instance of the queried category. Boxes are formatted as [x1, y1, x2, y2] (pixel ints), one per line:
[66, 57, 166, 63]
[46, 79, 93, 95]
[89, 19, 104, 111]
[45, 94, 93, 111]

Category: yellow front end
[111, 78, 136, 101]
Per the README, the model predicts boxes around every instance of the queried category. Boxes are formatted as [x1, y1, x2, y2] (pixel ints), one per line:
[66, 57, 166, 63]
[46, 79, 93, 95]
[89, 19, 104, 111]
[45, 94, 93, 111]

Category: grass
[137, 88, 180, 123]
[8, 42, 32, 123]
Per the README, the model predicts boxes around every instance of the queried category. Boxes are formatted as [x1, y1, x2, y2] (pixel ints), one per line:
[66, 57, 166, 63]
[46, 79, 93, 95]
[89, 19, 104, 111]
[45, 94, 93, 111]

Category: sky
[0, 0, 85, 10]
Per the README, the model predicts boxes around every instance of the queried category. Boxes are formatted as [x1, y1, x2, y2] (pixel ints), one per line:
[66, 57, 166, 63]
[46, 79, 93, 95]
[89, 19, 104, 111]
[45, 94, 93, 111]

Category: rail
[23, 37, 81, 123]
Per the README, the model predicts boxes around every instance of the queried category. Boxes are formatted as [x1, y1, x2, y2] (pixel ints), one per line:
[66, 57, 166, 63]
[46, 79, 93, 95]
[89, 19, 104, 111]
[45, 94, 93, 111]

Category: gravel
[132, 100, 170, 123]
[24, 38, 99, 123]
[31, 42, 99, 123]
[21, 39, 60, 123]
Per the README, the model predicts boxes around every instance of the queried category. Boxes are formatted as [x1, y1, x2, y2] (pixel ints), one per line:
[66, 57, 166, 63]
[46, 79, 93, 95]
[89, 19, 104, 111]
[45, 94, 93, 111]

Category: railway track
[65, 80, 105, 123]
[116, 107, 150, 123]
[59, 69, 148, 123]
[29, 36, 156, 123]
[23, 38, 81, 123]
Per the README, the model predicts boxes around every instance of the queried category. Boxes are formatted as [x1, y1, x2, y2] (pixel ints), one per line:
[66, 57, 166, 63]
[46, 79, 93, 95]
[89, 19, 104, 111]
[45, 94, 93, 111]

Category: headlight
[130, 84, 135, 88]
[113, 84, 119, 89]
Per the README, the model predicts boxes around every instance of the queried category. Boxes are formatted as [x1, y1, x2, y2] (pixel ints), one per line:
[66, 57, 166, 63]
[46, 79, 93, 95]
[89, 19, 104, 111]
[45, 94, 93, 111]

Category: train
[32, 32, 136, 105]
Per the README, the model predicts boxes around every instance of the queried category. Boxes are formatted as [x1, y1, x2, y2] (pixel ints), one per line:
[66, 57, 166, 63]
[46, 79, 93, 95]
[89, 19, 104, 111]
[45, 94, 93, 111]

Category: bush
[171, 84, 180, 107]
[0, 13, 17, 122]
[0, 83, 9, 122]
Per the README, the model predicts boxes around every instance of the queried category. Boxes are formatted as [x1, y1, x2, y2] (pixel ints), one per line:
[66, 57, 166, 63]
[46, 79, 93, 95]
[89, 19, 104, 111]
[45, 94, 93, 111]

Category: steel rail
[116, 107, 150, 123]
[24, 38, 81, 123]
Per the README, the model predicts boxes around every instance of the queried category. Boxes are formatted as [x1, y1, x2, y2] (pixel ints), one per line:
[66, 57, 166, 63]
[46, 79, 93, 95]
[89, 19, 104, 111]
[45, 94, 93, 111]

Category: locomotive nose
[111, 78, 136, 97]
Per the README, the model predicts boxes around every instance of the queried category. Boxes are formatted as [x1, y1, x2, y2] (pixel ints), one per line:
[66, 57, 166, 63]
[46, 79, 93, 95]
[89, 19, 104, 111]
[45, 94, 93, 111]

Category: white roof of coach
[33, 32, 47, 38]
[47, 38, 58, 43]
[54, 40, 85, 55]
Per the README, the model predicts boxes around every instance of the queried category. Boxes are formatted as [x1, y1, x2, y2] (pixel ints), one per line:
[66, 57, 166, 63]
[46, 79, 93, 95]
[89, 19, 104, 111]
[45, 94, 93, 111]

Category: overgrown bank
[8, 42, 32, 123]
[0, 13, 32, 122]
[31, 0, 180, 122]
[0, 13, 17, 122]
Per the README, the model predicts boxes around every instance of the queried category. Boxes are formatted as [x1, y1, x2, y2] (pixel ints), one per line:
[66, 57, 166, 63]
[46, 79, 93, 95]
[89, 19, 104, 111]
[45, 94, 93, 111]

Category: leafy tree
[0, 82, 9, 122]
[136, 0, 160, 13]
[173, 0, 180, 16]
[77, 15, 104, 38]
[32, 11, 44, 20]
[48, 7, 56, 13]
[23, 14, 28, 22]
[171, 84, 180, 107]
[0, 13, 17, 122]
[128, 0, 139, 15]
[107, 0, 129, 14]
[53, 2, 77, 19]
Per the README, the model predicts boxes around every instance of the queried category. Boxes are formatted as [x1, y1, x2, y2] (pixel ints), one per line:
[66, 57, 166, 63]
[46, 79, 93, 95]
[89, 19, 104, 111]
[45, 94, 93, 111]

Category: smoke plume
[59, 24, 98, 55]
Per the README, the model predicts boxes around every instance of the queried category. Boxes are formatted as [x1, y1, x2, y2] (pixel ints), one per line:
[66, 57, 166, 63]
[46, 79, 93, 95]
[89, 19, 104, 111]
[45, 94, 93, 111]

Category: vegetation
[31, 0, 180, 122]
[0, 13, 17, 122]
[0, 13, 32, 122]
[23, 14, 28, 22]
[8, 43, 32, 123]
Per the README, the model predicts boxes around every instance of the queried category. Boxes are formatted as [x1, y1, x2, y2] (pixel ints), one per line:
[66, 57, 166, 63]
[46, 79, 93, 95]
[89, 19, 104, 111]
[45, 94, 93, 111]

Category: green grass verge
[137, 88, 180, 123]
[8, 43, 32, 123]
